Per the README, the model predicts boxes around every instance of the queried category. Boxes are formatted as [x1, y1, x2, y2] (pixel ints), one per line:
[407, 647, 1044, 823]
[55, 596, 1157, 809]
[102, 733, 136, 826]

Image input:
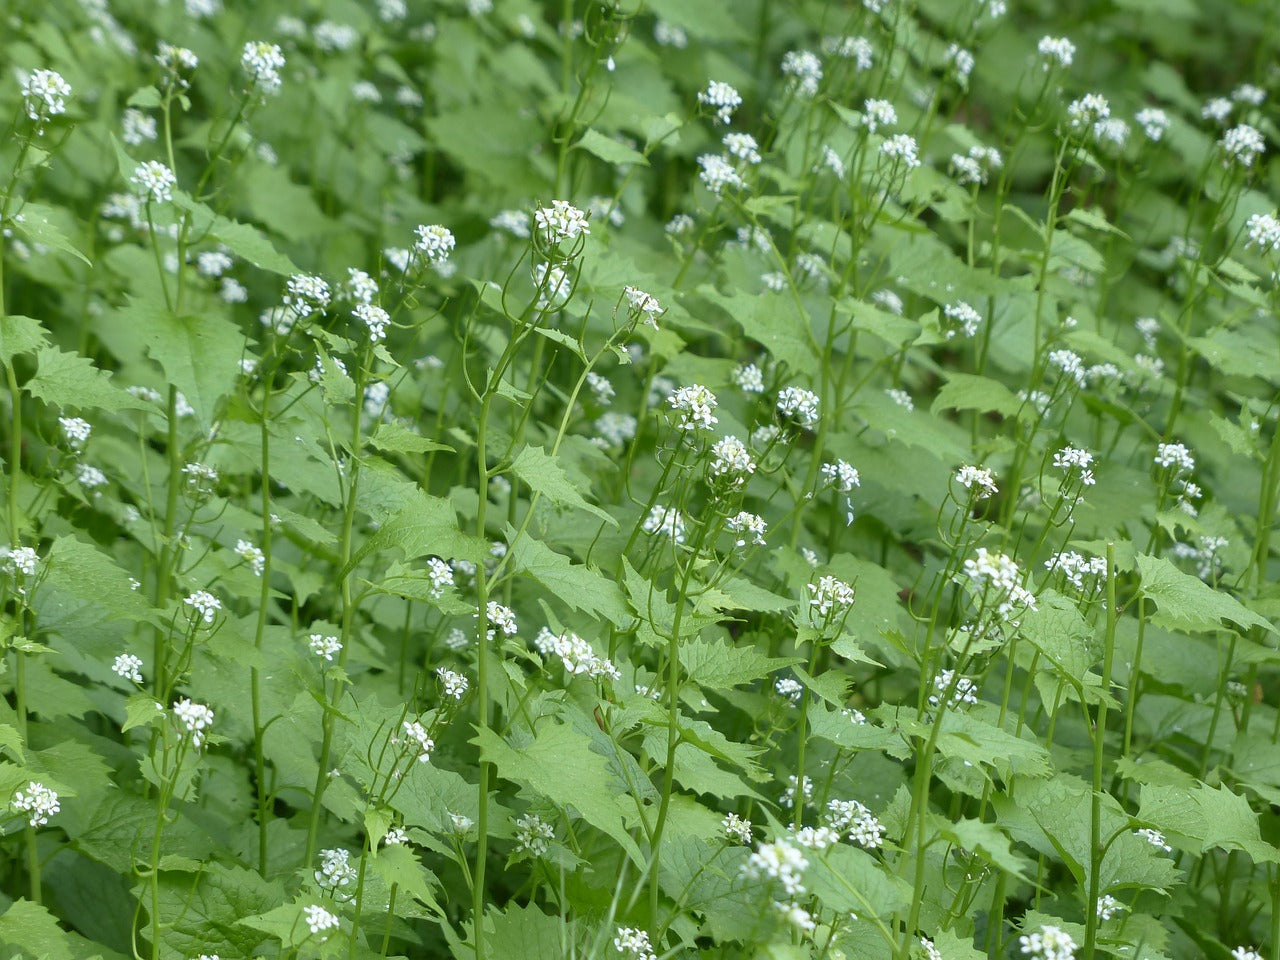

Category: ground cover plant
[1, 0, 1280, 958]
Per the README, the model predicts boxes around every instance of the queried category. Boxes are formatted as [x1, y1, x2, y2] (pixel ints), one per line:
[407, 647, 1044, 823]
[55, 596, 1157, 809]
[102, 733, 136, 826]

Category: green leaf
[343, 489, 488, 576]
[0, 899, 76, 960]
[1136, 554, 1275, 634]
[42, 536, 162, 627]
[483, 902, 565, 960]
[12, 202, 91, 266]
[369, 844, 444, 918]
[368, 421, 453, 456]
[805, 843, 910, 920]
[474, 718, 645, 867]
[510, 444, 618, 527]
[931, 373, 1020, 418]
[122, 694, 166, 732]
[696, 285, 818, 374]
[507, 532, 631, 627]
[0, 315, 49, 364]
[1064, 207, 1131, 239]
[130, 298, 246, 427]
[574, 128, 649, 167]
[679, 636, 797, 689]
[24, 346, 149, 412]
[1139, 781, 1280, 863]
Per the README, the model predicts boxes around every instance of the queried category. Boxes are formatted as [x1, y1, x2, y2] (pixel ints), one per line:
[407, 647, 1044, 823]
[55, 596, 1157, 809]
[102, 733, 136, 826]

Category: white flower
[697, 80, 742, 124]
[886, 387, 913, 410]
[11, 782, 59, 827]
[654, 20, 688, 48]
[384, 827, 409, 846]
[490, 209, 531, 237]
[613, 928, 656, 960]
[623, 286, 663, 327]
[930, 668, 980, 708]
[156, 43, 199, 80]
[426, 557, 453, 598]
[19, 69, 71, 126]
[1231, 948, 1263, 960]
[414, 224, 455, 263]
[316, 848, 357, 888]
[172, 698, 214, 747]
[809, 575, 855, 617]
[776, 386, 820, 428]
[1154, 442, 1195, 473]
[1136, 827, 1171, 851]
[741, 838, 808, 897]
[514, 813, 554, 855]
[76, 463, 107, 489]
[880, 133, 922, 170]
[283, 274, 331, 316]
[401, 720, 434, 763]
[1018, 925, 1077, 960]
[59, 416, 92, 449]
[534, 200, 590, 244]
[961, 548, 1037, 616]
[122, 108, 157, 146]
[1246, 212, 1280, 254]
[726, 511, 767, 547]
[733, 362, 764, 393]
[242, 41, 286, 95]
[642, 504, 685, 544]
[234, 539, 265, 576]
[1053, 446, 1096, 485]
[132, 161, 177, 203]
[438, 668, 468, 700]
[697, 153, 743, 194]
[709, 436, 755, 483]
[946, 44, 975, 82]
[1135, 107, 1169, 141]
[595, 412, 637, 447]
[1220, 123, 1265, 168]
[1067, 94, 1110, 132]
[354, 302, 390, 342]
[862, 98, 897, 134]
[824, 35, 873, 70]
[820, 144, 846, 179]
[943, 300, 982, 338]
[1097, 894, 1125, 920]
[723, 131, 762, 165]
[113, 653, 144, 684]
[775, 677, 803, 702]
[781, 50, 823, 98]
[183, 590, 222, 624]
[723, 812, 753, 844]
[303, 904, 339, 937]
[532, 262, 571, 310]
[1202, 97, 1234, 123]
[1049, 349, 1087, 385]
[309, 634, 342, 661]
[668, 384, 718, 431]
[956, 465, 998, 499]
[1037, 36, 1075, 68]
[822, 459, 860, 493]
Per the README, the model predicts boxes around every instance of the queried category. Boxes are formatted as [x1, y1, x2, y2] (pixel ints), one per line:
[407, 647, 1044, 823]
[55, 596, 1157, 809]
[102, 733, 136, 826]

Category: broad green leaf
[508, 532, 631, 627]
[474, 718, 645, 867]
[0, 315, 48, 364]
[483, 902, 565, 960]
[805, 843, 911, 920]
[129, 298, 246, 427]
[25, 346, 149, 413]
[1139, 781, 1280, 863]
[931, 373, 1019, 418]
[368, 421, 453, 456]
[574, 128, 649, 166]
[1136, 554, 1275, 634]
[679, 636, 796, 689]
[12, 202, 91, 266]
[0, 899, 76, 960]
[42, 535, 162, 627]
[510, 444, 618, 527]
[343, 489, 488, 575]
[696, 285, 818, 374]
[369, 844, 444, 919]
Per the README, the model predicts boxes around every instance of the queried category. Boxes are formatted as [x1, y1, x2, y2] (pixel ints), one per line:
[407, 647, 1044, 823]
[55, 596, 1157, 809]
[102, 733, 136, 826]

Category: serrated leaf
[932, 373, 1019, 417]
[12, 202, 91, 266]
[342, 489, 488, 576]
[122, 694, 166, 732]
[474, 718, 645, 867]
[128, 298, 245, 427]
[574, 128, 648, 166]
[1137, 553, 1275, 634]
[0, 315, 48, 364]
[508, 532, 631, 626]
[368, 421, 453, 456]
[25, 346, 149, 412]
[370, 843, 444, 918]
[510, 444, 618, 527]
[483, 902, 565, 960]
[0, 899, 76, 960]
[1139, 781, 1280, 863]
[679, 636, 797, 689]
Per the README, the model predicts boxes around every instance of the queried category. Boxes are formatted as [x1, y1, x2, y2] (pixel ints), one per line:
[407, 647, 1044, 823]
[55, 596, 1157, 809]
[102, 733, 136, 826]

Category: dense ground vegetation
[1, 0, 1280, 958]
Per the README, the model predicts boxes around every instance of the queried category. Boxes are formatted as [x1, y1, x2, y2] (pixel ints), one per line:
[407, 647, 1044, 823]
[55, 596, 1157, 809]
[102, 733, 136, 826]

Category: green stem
[1084, 544, 1118, 960]
[251, 391, 273, 874]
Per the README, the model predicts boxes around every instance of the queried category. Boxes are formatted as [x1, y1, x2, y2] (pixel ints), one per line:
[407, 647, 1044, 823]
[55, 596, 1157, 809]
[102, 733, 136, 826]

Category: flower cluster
[960, 548, 1037, 618]
[776, 386, 820, 428]
[826, 798, 887, 848]
[514, 813, 554, 855]
[19, 69, 71, 129]
[401, 720, 434, 763]
[532, 628, 620, 680]
[534, 200, 590, 245]
[697, 80, 742, 124]
[668, 384, 718, 431]
[956, 465, 998, 499]
[11, 781, 59, 827]
[309, 634, 342, 661]
[809, 575, 855, 617]
[242, 41, 286, 94]
[709, 436, 755, 484]
[173, 698, 215, 747]
[613, 928, 657, 960]
[741, 837, 808, 897]
[1018, 925, 1077, 960]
